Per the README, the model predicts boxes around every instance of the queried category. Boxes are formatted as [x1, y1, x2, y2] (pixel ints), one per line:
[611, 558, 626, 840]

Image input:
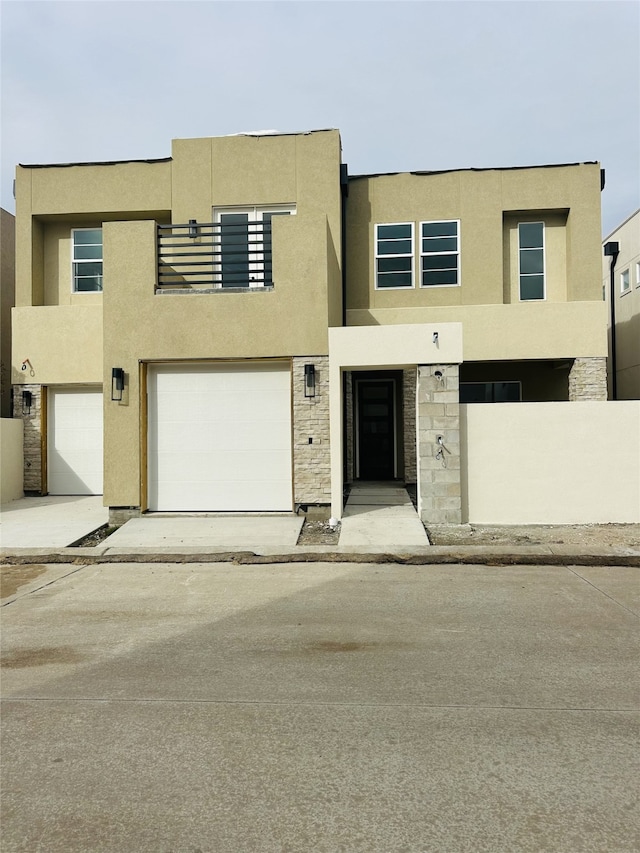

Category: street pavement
[1, 560, 638, 852]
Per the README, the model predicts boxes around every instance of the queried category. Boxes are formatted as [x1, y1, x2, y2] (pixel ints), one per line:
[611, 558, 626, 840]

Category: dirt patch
[425, 523, 640, 549]
[297, 519, 340, 546]
[70, 524, 119, 548]
[0, 564, 48, 600]
[1, 646, 85, 668]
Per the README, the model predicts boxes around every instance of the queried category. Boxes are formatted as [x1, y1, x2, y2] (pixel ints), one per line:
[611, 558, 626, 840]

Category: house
[1, 207, 15, 419]
[11, 129, 609, 526]
[602, 209, 640, 400]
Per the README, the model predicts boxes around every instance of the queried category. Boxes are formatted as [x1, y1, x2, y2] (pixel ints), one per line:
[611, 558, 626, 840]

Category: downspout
[604, 240, 619, 400]
[339, 163, 349, 486]
[340, 163, 349, 328]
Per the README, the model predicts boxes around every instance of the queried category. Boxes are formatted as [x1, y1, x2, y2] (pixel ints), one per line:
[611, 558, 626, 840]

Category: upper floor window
[420, 220, 460, 287]
[375, 223, 414, 289]
[214, 205, 294, 288]
[620, 269, 630, 294]
[72, 228, 103, 292]
[518, 222, 545, 301]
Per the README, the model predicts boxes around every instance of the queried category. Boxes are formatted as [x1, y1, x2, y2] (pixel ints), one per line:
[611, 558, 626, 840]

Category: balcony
[157, 220, 278, 292]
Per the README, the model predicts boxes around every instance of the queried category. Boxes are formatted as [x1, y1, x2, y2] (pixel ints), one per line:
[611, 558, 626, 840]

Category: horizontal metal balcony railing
[157, 222, 277, 290]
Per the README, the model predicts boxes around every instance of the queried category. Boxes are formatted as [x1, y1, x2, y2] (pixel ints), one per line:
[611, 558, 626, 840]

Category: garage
[48, 388, 104, 495]
[147, 362, 293, 511]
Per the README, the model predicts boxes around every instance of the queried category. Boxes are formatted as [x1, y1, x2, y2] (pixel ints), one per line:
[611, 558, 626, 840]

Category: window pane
[378, 271, 412, 288]
[621, 270, 630, 292]
[460, 383, 492, 403]
[74, 244, 102, 260]
[422, 221, 457, 238]
[74, 229, 102, 245]
[75, 275, 102, 292]
[519, 222, 543, 248]
[422, 254, 458, 270]
[520, 275, 544, 300]
[378, 256, 412, 273]
[377, 224, 411, 240]
[221, 214, 249, 285]
[74, 261, 102, 277]
[378, 239, 412, 255]
[520, 248, 544, 274]
[422, 269, 458, 286]
[422, 236, 457, 253]
[494, 382, 521, 402]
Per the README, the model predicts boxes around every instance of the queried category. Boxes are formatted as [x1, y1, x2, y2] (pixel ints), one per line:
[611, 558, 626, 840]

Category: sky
[1, 0, 638, 236]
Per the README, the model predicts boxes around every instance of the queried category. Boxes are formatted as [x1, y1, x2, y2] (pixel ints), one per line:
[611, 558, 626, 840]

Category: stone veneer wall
[12, 383, 42, 493]
[569, 357, 608, 401]
[417, 364, 461, 525]
[403, 368, 417, 484]
[345, 371, 354, 483]
[292, 356, 331, 506]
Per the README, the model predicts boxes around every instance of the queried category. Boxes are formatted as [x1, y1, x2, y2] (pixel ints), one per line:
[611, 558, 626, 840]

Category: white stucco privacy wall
[461, 401, 640, 524]
[1, 418, 24, 503]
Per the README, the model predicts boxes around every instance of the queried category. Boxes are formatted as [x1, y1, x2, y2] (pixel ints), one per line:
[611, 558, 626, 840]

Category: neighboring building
[1, 208, 16, 418]
[603, 209, 640, 399]
[11, 130, 607, 525]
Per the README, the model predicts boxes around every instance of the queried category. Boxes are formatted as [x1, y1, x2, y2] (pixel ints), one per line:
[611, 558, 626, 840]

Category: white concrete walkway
[101, 515, 304, 552]
[0, 495, 108, 548]
[338, 483, 430, 551]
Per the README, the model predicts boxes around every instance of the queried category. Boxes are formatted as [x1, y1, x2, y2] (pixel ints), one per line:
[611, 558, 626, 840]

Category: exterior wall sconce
[434, 370, 443, 383]
[189, 219, 198, 238]
[304, 364, 316, 398]
[111, 367, 125, 401]
[432, 332, 439, 344]
[22, 389, 33, 415]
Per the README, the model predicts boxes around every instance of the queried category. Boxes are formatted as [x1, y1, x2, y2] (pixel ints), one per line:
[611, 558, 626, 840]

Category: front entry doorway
[355, 376, 398, 480]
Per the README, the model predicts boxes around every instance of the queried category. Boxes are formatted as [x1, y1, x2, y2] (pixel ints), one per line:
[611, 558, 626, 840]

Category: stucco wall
[347, 302, 607, 361]
[603, 209, 640, 399]
[11, 306, 103, 385]
[461, 401, 640, 523]
[1, 209, 16, 417]
[0, 417, 24, 503]
[346, 162, 602, 317]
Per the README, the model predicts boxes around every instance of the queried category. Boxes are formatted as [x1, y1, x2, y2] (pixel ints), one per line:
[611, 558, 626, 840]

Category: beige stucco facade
[603, 209, 640, 399]
[10, 130, 612, 522]
[1, 208, 15, 418]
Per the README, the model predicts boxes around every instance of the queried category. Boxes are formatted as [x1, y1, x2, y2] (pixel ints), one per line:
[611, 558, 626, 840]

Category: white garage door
[148, 363, 292, 511]
[48, 388, 103, 495]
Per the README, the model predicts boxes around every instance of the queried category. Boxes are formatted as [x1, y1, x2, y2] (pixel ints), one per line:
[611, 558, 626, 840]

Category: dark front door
[357, 379, 396, 480]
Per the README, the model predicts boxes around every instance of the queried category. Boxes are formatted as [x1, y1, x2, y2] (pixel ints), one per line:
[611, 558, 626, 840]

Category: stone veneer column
[12, 384, 43, 493]
[417, 364, 461, 525]
[403, 368, 417, 484]
[568, 357, 608, 401]
[292, 356, 331, 508]
[344, 371, 354, 483]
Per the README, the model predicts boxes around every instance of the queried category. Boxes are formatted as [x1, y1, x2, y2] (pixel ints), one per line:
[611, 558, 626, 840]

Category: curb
[1, 549, 639, 567]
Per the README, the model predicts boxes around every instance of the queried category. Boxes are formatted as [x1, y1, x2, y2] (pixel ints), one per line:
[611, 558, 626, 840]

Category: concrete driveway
[0, 495, 108, 548]
[1, 560, 638, 852]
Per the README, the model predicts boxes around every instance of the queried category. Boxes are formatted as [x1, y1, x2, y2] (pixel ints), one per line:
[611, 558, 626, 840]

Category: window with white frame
[420, 220, 459, 287]
[72, 228, 103, 292]
[375, 223, 414, 288]
[518, 222, 545, 301]
[214, 205, 294, 288]
[620, 268, 630, 294]
[636, 261, 640, 287]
